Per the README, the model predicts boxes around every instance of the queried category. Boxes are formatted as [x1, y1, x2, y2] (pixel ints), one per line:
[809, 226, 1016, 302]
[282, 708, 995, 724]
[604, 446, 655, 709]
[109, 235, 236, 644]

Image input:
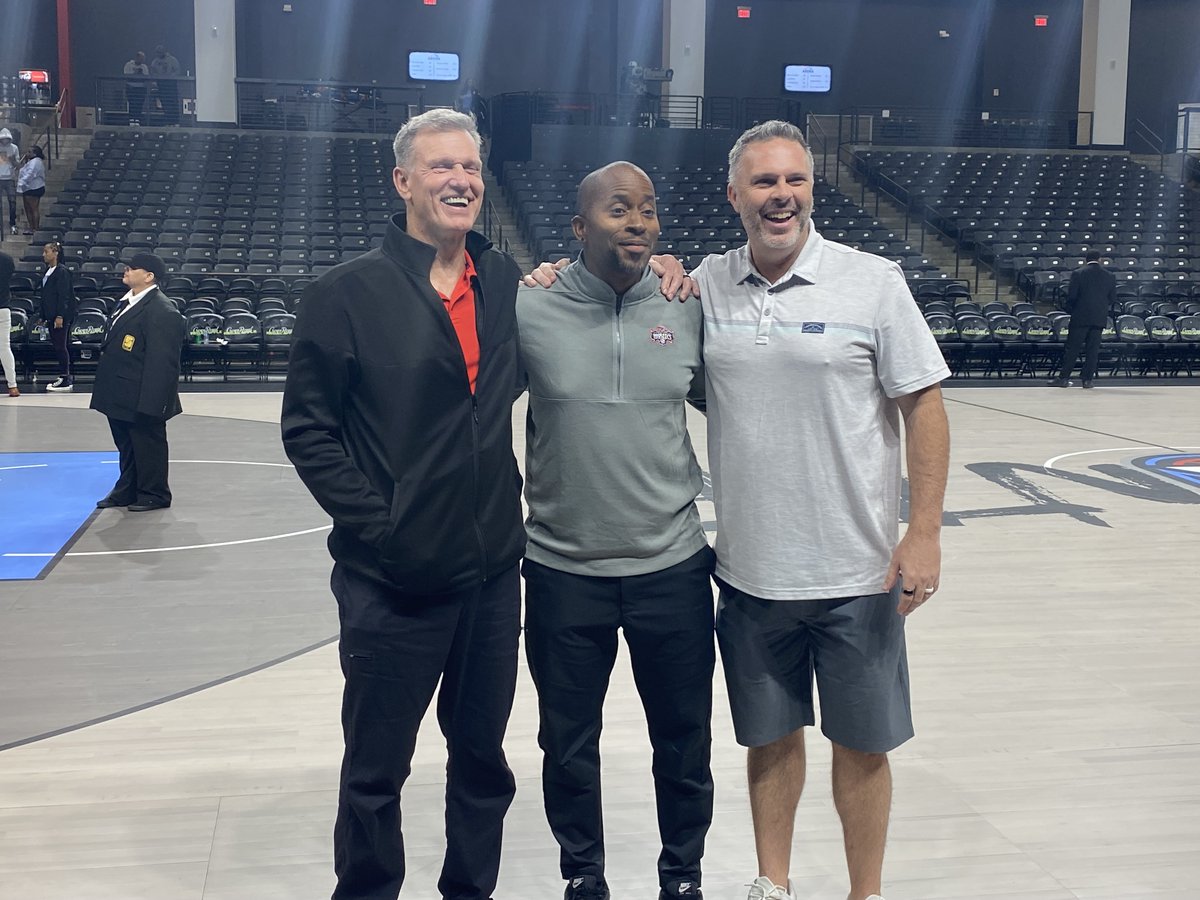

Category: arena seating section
[4, 130, 1200, 383]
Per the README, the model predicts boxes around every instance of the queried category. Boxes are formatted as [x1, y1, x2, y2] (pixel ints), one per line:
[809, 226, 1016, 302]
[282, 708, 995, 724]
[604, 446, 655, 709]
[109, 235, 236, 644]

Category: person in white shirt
[17, 146, 46, 235]
[0, 129, 20, 236]
[691, 121, 950, 900]
[123, 52, 149, 125]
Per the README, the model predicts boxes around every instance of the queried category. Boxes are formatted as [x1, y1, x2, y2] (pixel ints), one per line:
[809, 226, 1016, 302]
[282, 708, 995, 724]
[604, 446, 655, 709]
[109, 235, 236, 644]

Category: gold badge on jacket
[122, 334, 135, 351]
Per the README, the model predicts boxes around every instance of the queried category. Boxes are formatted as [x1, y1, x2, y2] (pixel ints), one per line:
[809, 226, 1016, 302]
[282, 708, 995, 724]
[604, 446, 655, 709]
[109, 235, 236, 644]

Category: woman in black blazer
[38, 241, 75, 391]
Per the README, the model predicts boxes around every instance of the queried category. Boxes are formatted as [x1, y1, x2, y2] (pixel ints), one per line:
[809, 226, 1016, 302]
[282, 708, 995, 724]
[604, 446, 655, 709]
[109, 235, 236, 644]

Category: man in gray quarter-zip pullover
[516, 162, 714, 900]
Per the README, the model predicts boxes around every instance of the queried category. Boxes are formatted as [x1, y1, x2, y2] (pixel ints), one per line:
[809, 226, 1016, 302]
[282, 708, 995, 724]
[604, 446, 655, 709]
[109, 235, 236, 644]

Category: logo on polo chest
[802, 322, 825, 333]
[649, 325, 674, 345]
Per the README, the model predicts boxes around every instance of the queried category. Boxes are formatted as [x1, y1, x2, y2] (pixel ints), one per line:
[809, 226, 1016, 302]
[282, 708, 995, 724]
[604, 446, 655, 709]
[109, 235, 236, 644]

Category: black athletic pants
[522, 546, 715, 892]
[51, 324, 72, 381]
[330, 563, 521, 900]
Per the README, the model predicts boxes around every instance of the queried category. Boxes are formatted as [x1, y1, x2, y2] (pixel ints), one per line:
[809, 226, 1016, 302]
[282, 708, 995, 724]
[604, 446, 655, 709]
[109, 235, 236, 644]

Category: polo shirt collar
[736, 224, 825, 289]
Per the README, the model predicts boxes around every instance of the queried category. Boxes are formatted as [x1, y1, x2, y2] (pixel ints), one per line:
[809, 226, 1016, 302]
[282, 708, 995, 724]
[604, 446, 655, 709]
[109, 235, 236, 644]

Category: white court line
[66, 525, 332, 557]
[100, 459, 294, 467]
[0, 464, 50, 471]
[1043, 446, 1200, 472]
[3, 457, 321, 559]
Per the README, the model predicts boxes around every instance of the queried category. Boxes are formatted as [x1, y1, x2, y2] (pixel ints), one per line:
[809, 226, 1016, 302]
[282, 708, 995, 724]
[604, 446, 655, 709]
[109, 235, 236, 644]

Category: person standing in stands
[150, 45, 182, 125]
[518, 162, 713, 900]
[40, 241, 76, 392]
[1048, 249, 1116, 389]
[0, 129, 20, 237]
[18, 146, 46, 235]
[91, 252, 187, 512]
[281, 109, 524, 900]
[123, 51, 149, 125]
[0, 248, 18, 397]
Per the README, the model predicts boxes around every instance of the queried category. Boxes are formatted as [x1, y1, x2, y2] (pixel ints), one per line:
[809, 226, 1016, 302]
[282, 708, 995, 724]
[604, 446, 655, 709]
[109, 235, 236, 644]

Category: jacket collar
[562, 253, 662, 307]
[382, 212, 493, 277]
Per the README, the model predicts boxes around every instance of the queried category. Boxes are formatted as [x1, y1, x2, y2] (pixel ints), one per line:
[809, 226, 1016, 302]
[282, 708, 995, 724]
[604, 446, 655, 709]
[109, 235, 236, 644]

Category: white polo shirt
[692, 228, 949, 600]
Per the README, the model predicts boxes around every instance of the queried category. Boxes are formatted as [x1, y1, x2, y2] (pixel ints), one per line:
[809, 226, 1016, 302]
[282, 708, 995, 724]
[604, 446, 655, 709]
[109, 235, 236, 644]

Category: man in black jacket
[282, 109, 524, 900]
[39, 241, 76, 392]
[90, 252, 187, 511]
[1049, 249, 1117, 388]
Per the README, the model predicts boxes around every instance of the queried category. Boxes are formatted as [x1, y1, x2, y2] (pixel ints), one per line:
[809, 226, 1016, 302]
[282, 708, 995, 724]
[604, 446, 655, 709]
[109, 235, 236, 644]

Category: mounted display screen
[408, 52, 460, 82]
[783, 65, 832, 93]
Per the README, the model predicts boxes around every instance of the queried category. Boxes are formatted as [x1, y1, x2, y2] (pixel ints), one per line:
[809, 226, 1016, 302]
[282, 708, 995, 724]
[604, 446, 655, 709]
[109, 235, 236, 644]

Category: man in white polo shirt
[693, 121, 950, 900]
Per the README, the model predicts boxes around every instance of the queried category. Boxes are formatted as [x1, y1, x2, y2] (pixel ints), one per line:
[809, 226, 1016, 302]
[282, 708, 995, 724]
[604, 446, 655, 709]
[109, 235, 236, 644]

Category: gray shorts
[715, 581, 913, 753]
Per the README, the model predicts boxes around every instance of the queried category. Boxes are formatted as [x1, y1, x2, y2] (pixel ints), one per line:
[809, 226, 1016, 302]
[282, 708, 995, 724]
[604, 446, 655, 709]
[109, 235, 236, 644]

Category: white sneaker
[746, 877, 795, 900]
[46, 378, 74, 393]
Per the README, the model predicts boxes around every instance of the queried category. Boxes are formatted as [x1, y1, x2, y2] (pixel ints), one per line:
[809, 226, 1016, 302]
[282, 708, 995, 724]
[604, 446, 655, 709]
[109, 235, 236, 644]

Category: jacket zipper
[470, 273, 488, 581]
[614, 294, 624, 398]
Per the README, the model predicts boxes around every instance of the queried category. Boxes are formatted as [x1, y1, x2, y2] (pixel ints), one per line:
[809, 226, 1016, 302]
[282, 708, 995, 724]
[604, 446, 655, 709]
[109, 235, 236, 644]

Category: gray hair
[727, 120, 813, 184]
[393, 108, 482, 169]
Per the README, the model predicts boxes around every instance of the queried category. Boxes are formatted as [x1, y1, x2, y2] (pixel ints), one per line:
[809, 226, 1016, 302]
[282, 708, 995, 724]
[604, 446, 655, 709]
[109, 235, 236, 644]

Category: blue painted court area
[0, 451, 118, 580]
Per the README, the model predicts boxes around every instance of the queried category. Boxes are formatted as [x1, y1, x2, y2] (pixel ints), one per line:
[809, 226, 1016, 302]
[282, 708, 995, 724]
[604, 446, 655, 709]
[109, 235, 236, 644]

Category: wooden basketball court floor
[1, 384, 1197, 900]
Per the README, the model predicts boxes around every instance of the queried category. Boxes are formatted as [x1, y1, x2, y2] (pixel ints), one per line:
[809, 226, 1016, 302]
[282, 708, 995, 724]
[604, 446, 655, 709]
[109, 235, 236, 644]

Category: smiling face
[727, 137, 814, 273]
[393, 129, 484, 251]
[572, 163, 659, 294]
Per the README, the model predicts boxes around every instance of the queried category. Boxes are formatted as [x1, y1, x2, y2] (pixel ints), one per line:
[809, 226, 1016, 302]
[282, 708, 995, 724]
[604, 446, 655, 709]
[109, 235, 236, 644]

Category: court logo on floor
[1130, 453, 1200, 490]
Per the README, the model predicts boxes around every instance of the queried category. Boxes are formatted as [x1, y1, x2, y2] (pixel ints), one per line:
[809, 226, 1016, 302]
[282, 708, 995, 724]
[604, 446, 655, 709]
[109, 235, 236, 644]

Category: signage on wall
[737, 6, 750, 18]
[1034, 15, 1048, 27]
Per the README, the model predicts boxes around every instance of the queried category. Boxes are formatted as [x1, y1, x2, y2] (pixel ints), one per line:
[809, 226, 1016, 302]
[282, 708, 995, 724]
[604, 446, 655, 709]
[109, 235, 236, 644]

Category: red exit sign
[1034, 15, 1048, 26]
[737, 6, 751, 18]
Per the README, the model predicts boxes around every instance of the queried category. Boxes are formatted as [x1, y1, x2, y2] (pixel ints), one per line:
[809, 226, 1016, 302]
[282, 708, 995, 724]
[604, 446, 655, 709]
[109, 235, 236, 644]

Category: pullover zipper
[614, 294, 624, 398]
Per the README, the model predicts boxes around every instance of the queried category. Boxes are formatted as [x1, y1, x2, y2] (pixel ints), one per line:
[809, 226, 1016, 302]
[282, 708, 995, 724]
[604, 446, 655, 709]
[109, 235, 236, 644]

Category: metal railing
[479, 200, 509, 256]
[494, 91, 802, 134]
[96, 75, 198, 127]
[1129, 117, 1166, 173]
[1175, 105, 1200, 154]
[235, 79, 424, 133]
[843, 106, 1094, 150]
[26, 89, 65, 170]
[806, 114, 831, 183]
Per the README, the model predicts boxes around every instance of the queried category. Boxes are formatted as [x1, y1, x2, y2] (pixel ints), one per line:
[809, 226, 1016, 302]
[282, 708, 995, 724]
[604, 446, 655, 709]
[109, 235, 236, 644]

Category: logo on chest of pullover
[649, 325, 674, 345]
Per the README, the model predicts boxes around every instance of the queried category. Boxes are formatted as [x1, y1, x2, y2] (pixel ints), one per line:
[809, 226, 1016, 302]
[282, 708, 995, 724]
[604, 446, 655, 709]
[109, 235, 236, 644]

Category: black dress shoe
[128, 501, 171, 512]
[1046, 377, 1072, 387]
[1082, 380, 1094, 389]
[96, 497, 133, 509]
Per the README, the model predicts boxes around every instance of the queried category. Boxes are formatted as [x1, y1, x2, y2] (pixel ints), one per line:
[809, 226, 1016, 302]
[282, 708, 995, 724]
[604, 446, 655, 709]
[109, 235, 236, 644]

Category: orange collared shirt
[438, 252, 480, 394]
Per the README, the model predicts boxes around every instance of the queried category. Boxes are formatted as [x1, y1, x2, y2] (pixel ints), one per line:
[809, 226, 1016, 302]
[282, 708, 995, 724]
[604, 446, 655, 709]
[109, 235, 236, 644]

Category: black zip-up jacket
[281, 214, 525, 594]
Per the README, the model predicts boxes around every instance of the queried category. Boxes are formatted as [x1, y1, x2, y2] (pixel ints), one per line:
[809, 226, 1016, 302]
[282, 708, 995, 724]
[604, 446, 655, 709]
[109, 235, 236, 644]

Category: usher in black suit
[90, 287, 187, 507]
[1055, 260, 1117, 386]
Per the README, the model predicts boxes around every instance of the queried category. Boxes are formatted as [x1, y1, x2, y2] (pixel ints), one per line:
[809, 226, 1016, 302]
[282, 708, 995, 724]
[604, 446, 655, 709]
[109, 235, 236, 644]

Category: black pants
[127, 86, 146, 120]
[331, 563, 521, 900]
[51, 325, 72, 381]
[522, 546, 716, 891]
[107, 415, 170, 505]
[1058, 323, 1103, 382]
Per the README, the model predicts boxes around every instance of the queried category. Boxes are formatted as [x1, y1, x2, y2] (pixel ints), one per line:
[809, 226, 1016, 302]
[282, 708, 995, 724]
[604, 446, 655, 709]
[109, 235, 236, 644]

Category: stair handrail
[1129, 117, 1166, 174]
